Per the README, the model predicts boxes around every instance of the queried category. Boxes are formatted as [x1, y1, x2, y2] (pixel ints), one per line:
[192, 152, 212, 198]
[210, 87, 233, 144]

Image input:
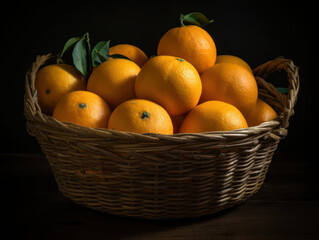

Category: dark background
[1, 1, 318, 239]
[0, 0, 314, 155]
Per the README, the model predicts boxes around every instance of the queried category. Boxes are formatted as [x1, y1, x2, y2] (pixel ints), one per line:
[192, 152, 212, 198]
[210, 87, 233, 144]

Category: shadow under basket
[24, 54, 299, 219]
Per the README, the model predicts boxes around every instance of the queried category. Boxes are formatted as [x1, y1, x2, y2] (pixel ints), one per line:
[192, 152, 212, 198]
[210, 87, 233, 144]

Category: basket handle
[253, 57, 300, 129]
[25, 54, 55, 120]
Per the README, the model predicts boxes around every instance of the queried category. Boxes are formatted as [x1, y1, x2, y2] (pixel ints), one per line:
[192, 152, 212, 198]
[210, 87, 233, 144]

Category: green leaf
[72, 39, 89, 78]
[56, 36, 82, 63]
[276, 87, 289, 94]
[109, 54, 131, 61]
[94, 49, 108, 63]
[92, 41, 110, 67]
[180, 12, 214, 28]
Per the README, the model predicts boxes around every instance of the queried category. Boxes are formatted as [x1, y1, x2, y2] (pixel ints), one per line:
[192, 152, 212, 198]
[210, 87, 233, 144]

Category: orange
[135, 55, 202, 117]
[35, 64, 86, 115]
[216, 55, 253, 73]
[52, 90, 111, 128]
[179, 101, 248, 133]
[108, 99, 173, 134]
[157, 25, 216, 74]
[87, 58, 140, 109]
[109, 44, 148, 68]
[200, 63, 258, 117]
[246, 99, 278, 126]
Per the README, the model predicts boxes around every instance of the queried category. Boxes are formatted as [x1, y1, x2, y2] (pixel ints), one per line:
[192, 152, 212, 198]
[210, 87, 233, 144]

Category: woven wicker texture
[24, 54, 299, 219]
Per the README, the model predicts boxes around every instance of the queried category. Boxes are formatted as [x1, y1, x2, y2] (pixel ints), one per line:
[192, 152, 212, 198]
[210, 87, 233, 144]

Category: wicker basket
[24, 54, 299, 219]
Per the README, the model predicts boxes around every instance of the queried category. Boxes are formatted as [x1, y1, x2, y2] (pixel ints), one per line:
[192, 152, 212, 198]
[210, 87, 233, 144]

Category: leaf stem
[180, 14, 186, 27]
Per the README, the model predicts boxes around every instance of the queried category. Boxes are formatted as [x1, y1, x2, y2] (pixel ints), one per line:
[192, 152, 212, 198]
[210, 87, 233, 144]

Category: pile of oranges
[35, 13, 278, 135]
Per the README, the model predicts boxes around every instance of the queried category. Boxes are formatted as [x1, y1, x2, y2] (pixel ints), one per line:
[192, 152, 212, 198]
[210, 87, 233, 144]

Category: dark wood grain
[1, 152, 318, 240]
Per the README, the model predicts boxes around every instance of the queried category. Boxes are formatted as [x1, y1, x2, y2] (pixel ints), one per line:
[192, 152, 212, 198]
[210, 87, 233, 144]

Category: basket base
[55, 176, 263, 220]
[44, 140, 276, 220]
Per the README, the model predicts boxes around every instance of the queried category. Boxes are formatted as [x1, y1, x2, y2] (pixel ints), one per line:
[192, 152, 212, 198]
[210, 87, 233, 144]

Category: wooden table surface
[1, 152, 318, 240]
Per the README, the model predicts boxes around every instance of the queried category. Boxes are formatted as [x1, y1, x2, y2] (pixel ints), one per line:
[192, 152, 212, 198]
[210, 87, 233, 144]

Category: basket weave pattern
[24, 54, 299, 219]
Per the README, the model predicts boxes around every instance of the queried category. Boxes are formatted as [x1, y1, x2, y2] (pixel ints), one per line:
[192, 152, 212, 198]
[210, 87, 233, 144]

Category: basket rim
[24, 53, 299, 143]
